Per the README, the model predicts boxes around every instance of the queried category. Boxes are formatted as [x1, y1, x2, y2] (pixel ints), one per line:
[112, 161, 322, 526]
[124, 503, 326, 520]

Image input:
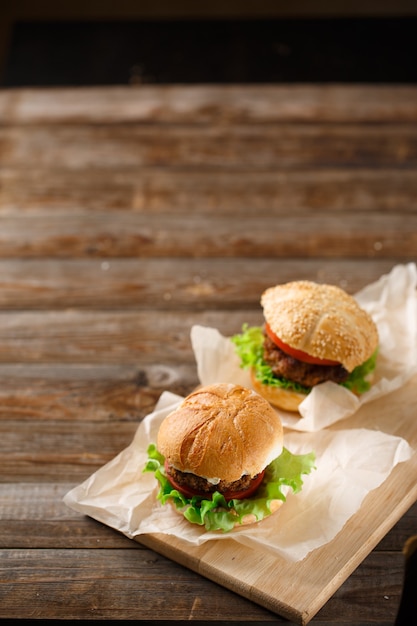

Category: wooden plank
[0, 483, 87, 522]
[0, 519, 137, 549]
[2, 167, 417, 214]
[0, 483, 140, 548]
[312, 551, 404, 624]
[0, 547, 281, 622]
[0, 547, 404, 623]
[1, 86, 417, 125]
[0, 213, 414, 258]
[0, 362, 196, 382]
[0, 419, 139, 481]
[2, 124, 417, 170]
[0, 259, 403, 310]
[0, 309, 249, 364]
[0, 366, 197, 422]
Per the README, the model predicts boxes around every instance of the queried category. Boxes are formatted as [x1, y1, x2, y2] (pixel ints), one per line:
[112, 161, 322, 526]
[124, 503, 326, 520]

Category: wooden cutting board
[137, 375, 417, 624]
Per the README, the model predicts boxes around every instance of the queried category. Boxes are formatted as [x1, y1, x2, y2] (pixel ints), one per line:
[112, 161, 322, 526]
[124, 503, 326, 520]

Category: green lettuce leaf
[231, 324, 378, 396]
[143, 443, 316, 532]
[340, 348, 379, 394]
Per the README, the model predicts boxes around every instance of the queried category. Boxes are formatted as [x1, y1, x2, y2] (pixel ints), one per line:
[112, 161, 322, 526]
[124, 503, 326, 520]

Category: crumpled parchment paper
[64, 264, 416, 562]
[64, 396, 413, 562]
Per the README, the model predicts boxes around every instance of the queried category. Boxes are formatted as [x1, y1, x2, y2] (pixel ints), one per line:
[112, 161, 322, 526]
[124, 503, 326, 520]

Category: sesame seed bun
[157, 383, 283, 483]
[261, 281, 379, 372]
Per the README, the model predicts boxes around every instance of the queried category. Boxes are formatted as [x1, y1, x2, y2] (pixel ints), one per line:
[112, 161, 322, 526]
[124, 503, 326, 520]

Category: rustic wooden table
[0, 84, 416, 624]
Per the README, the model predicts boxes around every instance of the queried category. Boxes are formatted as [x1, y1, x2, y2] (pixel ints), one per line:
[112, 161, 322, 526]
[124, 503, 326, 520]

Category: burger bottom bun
[251, 369, 375, 411]
[250, 369, 306, 413]
[169, 497, 284, 530]
[234, 498, 284, 527]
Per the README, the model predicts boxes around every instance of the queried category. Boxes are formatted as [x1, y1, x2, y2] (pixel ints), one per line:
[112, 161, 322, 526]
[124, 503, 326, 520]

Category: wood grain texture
[0, 547, 405, 623]
[2, 167, 417, 214]
[0, 364, 196, 420]
[0, 213, 414, 258]
[0, 259, 402, 309]
[0, 419, 138, 481]
[0, 309, 260, 364]
[1, 85, 417, 124]
[0, 547, 285, 621]
[2, 124, 417, 170]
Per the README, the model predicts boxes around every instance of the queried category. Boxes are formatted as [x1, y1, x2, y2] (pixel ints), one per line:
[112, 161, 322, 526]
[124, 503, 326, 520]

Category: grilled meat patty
[167, 465, 262, 495]
[263, 334, 350, 387]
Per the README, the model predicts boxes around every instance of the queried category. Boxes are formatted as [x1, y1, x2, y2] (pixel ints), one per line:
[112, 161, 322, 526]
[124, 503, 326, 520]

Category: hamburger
[232, 280, 379, 413]
[144, 383, 315, 532]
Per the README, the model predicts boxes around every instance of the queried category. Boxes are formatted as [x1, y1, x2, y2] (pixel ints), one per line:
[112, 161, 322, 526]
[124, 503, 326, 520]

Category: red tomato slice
[265, 322, 340, 366]
[165, 461, 265, 502]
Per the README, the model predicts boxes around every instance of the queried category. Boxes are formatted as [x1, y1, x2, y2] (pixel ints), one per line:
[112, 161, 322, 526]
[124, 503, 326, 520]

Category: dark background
[1, 2, 416, 86]
[2, 17, 417, 86]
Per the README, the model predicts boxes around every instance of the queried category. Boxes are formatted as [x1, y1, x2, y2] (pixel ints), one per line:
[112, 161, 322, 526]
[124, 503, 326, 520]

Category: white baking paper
[191, 263, 417, 432]
[64, 389, 413, 562]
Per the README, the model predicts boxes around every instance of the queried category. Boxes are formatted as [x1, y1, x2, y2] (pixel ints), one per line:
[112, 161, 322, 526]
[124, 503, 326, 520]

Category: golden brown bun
[170, 497, 284, 529]
[250, 369, 306, 412]
[261, 280, 379, 372]
[157, 383, 283, 483]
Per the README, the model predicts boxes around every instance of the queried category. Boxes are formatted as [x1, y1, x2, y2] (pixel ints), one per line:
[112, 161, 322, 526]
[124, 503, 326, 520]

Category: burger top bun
[261, 280, 379, 372]
[157, 383, 283, 484]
